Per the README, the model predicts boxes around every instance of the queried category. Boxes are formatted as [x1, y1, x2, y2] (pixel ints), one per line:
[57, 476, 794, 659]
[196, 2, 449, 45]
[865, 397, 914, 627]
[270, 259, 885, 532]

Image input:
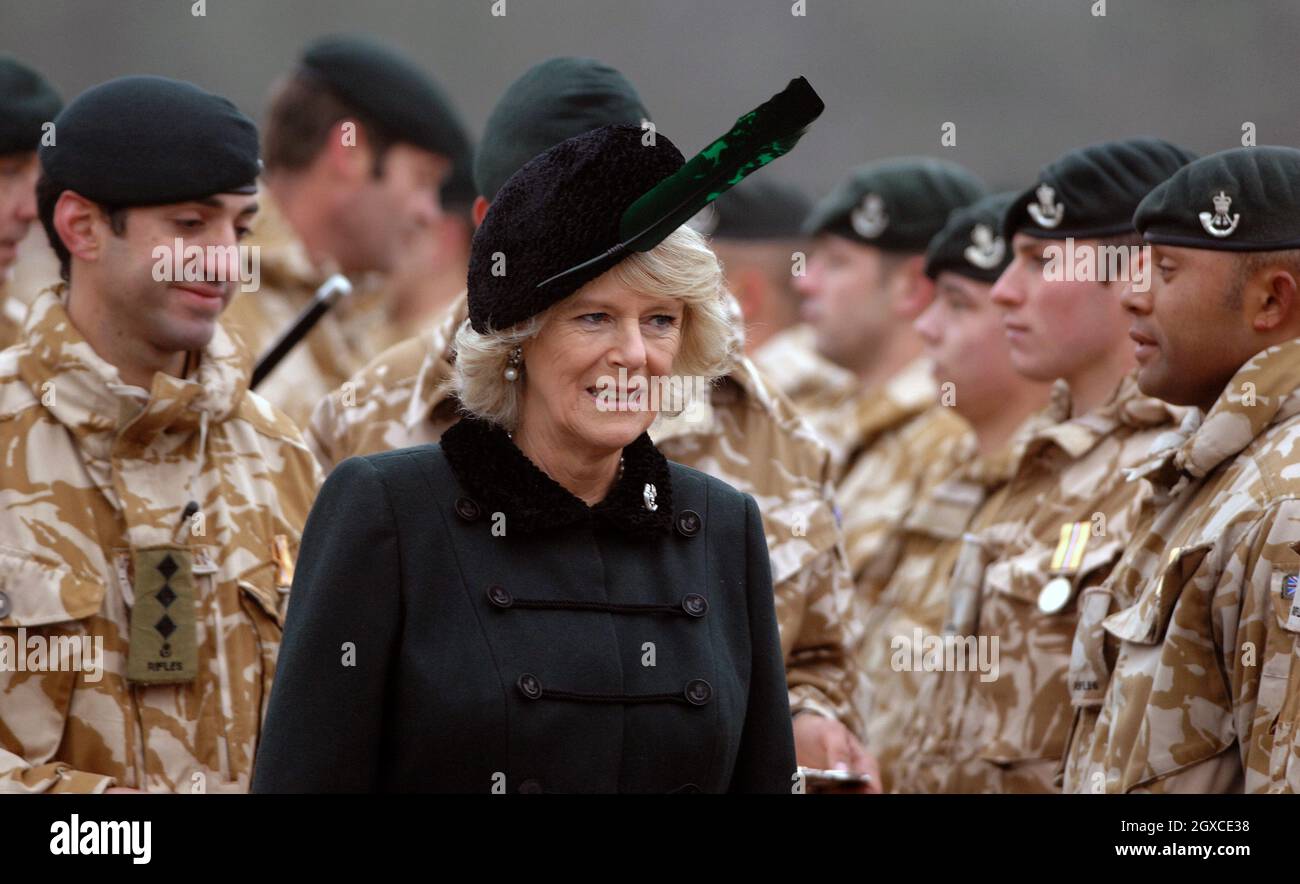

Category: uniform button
[0, 590, 10, 619]
[518, 778, 543, 794]
[486, 584, 513, 608]
[681, 593, 708, 618]
[454, 496, 481, 521]
[684, 678, 712, 706]
[675, 509, 702, 537]
[517, 673, 542, 700]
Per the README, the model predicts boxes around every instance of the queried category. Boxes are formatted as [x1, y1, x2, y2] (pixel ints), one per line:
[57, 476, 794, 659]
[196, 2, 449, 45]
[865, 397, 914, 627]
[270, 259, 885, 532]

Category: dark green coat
[252, 415, 795, 793]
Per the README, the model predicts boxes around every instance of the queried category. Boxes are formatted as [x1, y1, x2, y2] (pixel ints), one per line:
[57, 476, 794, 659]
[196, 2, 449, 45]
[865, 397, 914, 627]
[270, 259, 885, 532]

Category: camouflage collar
[851, 356, 938, 451]
[1029, 372, 1178, 461]
[439, 413, 675, 538]
[1138, 338, 1300, 484]
[17, 286, 251, 447]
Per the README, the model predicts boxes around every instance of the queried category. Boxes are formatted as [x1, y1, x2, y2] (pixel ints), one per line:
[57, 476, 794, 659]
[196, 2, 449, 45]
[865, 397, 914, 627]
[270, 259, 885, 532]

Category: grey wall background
[2, 0, 1296, 195]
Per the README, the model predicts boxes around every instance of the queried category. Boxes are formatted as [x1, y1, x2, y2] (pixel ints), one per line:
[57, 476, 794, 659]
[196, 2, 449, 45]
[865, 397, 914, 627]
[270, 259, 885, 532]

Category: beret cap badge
[963, 223, 1006, 270]
[1199, 191, 1240, 238]
[1027, 183, 1064, 229]
[850, 192, 889, 239]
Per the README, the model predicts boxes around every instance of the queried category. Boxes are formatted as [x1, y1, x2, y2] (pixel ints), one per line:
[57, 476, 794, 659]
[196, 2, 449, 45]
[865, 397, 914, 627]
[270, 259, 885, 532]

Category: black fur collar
[440, 414, 674, 538]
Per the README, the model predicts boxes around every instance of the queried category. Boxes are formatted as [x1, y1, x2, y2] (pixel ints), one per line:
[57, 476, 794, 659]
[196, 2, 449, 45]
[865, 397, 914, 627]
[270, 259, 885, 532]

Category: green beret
[1003, 137, 1197, 241]
[804, 157, 986, 253]
[301, 34, 468, 161]
[1135, 146, 1300, 252]
[473, 57, 649, 201]
[40, 76, 259, 207]
[924, 191, 1016, 283]
[688, 177, 810, 241]
[0, 54, 61, 156]
[469, 125, 684, 333]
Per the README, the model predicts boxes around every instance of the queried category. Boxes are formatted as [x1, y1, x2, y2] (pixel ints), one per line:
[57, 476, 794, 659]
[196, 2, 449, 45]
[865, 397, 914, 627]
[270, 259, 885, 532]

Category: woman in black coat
[251, 103, 821, 793]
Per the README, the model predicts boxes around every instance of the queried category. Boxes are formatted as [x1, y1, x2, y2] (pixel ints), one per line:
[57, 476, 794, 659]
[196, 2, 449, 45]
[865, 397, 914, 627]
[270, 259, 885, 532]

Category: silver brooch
[963, 223, 1006, 269]
[851, 193, 889, 239]
[1199, 190, 1240, 238]
[1027, 183, 1064, 229]
[643, 483, 658, 512]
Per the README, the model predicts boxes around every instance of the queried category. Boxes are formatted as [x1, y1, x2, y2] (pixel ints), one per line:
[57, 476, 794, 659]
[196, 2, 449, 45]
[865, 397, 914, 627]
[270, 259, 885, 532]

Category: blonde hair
[450, 225, 737, 430]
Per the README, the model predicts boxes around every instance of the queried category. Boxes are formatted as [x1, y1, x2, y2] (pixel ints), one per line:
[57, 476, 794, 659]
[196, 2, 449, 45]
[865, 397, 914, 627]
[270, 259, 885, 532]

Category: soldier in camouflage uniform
[0, 55, 61, 351]
[893, 138, 1196, 793]
[853, 193, 1051, 790]
[220, 35, 469, 428]
[0, 77, 320, 793]
[788, 159, 984, 582]
[308, 57, 873, 784]
[1064, 146, 1300, 793]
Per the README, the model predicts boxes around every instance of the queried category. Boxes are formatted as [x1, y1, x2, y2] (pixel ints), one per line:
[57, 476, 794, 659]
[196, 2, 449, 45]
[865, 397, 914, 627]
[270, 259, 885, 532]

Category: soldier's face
[916, 271, 1036, 422]
[0, 152, 39, 274]
[96, 193, 258, 354]
[519, 273, 683, 454]
[337, 143, 447, 274]
[1123, 244, 1248, 409]
[991, 234, 1131, 383]
[795, 235, 893, 367]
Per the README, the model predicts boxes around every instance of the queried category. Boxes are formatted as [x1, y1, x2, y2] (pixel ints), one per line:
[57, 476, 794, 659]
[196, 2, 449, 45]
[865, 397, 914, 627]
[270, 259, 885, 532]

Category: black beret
[804, 157, 986, 253]
[473, 57, 649, 201]
[0, 54, 62, 156]
[39, 76, 259, 207]
[1003, 137, 1197, 241]
[688, 177, 810, 241]
[925, 191, 1016, 283]
[1135, 146, 1300, 252]
[468, 125, 683, 333]
[301, 34, 468, 161]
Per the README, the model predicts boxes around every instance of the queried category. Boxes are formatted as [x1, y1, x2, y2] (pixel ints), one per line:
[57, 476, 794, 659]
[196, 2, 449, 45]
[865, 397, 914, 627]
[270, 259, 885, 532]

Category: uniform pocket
[0, 544, 103, 627]
[0, 546, 104, 777]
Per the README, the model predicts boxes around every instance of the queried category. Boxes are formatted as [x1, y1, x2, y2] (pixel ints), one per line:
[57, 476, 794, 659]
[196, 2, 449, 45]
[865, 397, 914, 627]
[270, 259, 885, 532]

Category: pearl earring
[504, 346, 522, 381]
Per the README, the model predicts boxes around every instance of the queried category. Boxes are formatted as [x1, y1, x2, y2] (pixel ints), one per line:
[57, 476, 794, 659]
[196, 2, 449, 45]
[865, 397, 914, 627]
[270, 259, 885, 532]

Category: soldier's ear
[895, 254, 934, 320]
[321, 118, 374, 184]
[472, 196, 490, 229]
[1250, 263, 1299, 333]
[52, 191, 108, 267]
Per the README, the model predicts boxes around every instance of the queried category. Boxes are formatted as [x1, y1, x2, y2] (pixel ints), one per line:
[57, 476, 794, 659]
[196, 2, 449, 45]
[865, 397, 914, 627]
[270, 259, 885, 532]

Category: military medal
[126, 546, 199, 684]
[1038, 522, 1090, 614]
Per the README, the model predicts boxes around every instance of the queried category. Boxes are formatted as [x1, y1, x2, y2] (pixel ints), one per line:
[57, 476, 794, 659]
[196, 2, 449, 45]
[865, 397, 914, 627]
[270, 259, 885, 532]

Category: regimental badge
[1026, 182, 1064, 229]
[851, 192, 889, 239]
[1198, 190, 1240, 238]
[686, 203, 719, 237]
[963, 223, 1006, 269]
[643, 483, 658, 512]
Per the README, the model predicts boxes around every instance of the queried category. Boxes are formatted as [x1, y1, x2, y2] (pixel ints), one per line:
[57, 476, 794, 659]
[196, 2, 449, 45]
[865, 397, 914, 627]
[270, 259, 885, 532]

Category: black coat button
[454, 496, 481, 521]
[517, 673, 542, 700]
[675, 509, 702, 537]
[684, 678, 712, 706]
[486, 585, 512, 608]
[0, 590, 10, 620]
[681, 593, 708, 618]
[518, 778, 543, 794]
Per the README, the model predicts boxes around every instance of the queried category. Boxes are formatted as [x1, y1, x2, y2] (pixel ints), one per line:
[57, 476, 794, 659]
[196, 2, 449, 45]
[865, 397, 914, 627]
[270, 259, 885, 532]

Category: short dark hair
[36, 173, 127, 282]
[262, 71, 399, 177]
[1227, 249, 1300, 310]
